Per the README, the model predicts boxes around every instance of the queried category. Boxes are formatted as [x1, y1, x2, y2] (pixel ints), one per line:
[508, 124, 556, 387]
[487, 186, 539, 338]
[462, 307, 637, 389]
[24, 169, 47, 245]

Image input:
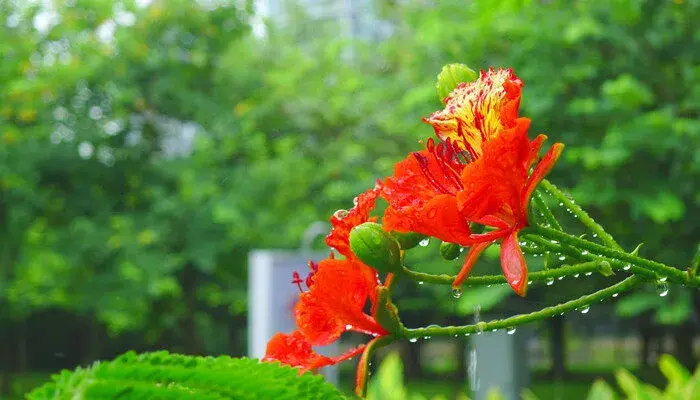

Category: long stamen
[413, 152, 453, 195]
[292, 271, 304, 293]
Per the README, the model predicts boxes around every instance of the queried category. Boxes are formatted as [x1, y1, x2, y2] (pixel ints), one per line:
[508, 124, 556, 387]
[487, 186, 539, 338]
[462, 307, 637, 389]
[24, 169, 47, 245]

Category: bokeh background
[0, 0, 698, 398]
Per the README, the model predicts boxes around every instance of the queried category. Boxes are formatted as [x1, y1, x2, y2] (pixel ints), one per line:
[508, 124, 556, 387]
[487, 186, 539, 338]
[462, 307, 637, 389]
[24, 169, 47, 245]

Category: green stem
[529, 226, 699, 286]
[533, 190, 562, 231]
[401, 261, 608, 286]
[403, 276, 642, 339]
[540, 179, 623, 251]
[355, 335, 394, 397]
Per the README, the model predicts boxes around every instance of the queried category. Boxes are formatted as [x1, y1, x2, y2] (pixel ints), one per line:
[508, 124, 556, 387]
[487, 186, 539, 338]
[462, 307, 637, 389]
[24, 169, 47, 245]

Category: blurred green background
[0, 0, 698, 398]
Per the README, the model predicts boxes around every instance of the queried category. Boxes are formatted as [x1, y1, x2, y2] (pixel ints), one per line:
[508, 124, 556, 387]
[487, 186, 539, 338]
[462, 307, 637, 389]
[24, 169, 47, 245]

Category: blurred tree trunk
[672, 322, 696, 370]
[180, 263, 204, 354]
[83, 314, 103, 365]
[1, 323, 14, 396]
[402, 341, 422, 379]
[549, 315, 566, 379]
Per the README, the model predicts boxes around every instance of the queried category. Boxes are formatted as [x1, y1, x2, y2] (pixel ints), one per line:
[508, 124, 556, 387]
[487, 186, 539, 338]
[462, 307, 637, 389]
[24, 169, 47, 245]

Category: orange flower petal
[452, 241, 493, 289]
[326, 187, 379, 258]
[263, 331, 334, 372]
[521, 142, 565, 217]
[500, 231, 528, 297]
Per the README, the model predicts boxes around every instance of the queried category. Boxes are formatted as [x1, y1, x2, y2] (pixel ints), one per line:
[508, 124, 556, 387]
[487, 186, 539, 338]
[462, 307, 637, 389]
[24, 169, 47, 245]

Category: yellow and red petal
[424, 68, 523, 159]
[500, 231, 528, 297]
[326, 187, 380, 258]
[263, 331, 335, 371]
[295, 258, 385, 346]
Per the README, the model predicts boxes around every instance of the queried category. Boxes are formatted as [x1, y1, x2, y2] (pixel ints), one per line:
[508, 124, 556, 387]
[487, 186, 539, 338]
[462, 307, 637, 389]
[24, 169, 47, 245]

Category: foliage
[27, 351, 344, 400]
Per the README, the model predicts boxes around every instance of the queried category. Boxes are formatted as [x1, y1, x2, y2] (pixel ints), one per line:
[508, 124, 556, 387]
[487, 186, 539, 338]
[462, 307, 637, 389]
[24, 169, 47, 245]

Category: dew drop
[507, 327, 516, 334]
[546, 278, 554, 286]
[486, 284, 492, 288]
[623, 265, 631, 271]
[581, 250, 589, 255]
[557, 276, 564, 280]
[409, 338, 418, 343]
[419, 238, 430, 247]
[528, 280, 533, 285]
[345, 324, 353, 330]
[558, 255, 566, 261]
[558, 202, 564, 206]
[418, 281, 424, 285]
[657, 282, 669, 297]
[423, 336, 431, 340]
[573, 273, 580, 278]
[592, 234, 598, 238]
[585, 272, 593, 276]
[550, 240, 558, 244]
[658, 276, 668, 282]
[612, 293, 619, 297]
[580, 306, 590, 314]
[459, 247, 465, 253]
[559, 312, 565, 316]
[452, 288, 463, 299]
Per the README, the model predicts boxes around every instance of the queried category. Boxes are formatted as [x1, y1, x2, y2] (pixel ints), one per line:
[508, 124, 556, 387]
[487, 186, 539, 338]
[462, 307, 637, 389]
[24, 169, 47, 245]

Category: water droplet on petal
[507, 327, 516, 334]
[580, 306, 590, 314]
[333, 209, 349, 219]
[452, 288, 463, 299]
[345, 324, 353, 330]
[419, 238, 430, 247]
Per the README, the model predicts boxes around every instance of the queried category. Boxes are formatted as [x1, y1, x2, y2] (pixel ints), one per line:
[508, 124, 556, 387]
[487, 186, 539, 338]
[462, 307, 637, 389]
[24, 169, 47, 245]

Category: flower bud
[350, 222, 402, 273]
[391, 231, 426, 250]
[440, 241, 461, 261]
[597, 260, 614, 277]
[436, 63, 478, 101]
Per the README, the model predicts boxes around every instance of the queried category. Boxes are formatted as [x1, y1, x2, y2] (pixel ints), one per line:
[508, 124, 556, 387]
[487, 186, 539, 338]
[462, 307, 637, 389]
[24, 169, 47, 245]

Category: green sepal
[436, 63, 478, 101]
[440, 241, 461, 261]
[350, 222, 402, 273]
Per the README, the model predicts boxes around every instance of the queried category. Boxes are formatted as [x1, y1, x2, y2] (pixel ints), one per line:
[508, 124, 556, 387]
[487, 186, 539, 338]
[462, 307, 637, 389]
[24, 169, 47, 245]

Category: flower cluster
[263, 67, 563, 395]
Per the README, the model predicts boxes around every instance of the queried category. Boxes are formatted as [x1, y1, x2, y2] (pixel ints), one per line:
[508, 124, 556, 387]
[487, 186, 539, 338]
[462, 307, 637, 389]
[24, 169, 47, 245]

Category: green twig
[401, 261, 609, 286]
[533, 190, 562, 231]
[540, 179, 623, 251]
[403, 275, 642, 339]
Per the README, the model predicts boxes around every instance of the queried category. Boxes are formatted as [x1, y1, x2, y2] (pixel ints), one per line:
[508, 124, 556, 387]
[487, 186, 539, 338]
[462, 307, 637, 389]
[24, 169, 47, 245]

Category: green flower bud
[391, 231, 426, 250]
[597, 260, 614, 277]
[350, 222, 402, 273]
[436, 63, 478, 101]
[440, 241, 461, 261]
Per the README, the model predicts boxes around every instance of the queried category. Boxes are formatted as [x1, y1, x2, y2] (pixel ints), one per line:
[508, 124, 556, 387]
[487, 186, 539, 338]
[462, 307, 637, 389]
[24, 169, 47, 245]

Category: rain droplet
[418, 281, 424, 285]
[558, 202, 564, 206]
[585, 272, 593, 276]
[623, 265, 631, 271]
[581, 250, 589, 255]
[557, 276, 564, 280]
[546, 278, 554, 286]
[612, 293, 619, 297]
[491, 329, 497, 332]
[580, 306, 590, 314]
[459, 247, 465, 253]
[452, 288, 462, 299]
[657, 282, 669, 297]
[550, 240, 558, 244]
[658, 276, 667, 282]
[486, 284, 491, 288]
[528, 280, 533, 285]
[419, 238, 430, 247]
[573, 273, 580, 278]
[333, 209, 349, 219]
[558, 256, 566, 261]
[507, 327, 516, 334]
[423, 336, 431, 340]
[345, 324, 353, 330]
[409, 338, 418, 343]
[353, 196, 359, 206]
[592, 234, 598, 238]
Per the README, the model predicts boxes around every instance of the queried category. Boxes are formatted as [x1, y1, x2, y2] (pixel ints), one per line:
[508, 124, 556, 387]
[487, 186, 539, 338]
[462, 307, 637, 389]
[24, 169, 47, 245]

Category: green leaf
[456, 284, 513, 315]
[27, 351, 345, 400]
[585, 379, 618, 400]
[614, 291, 660, 317]
[367, 352, 408, 400]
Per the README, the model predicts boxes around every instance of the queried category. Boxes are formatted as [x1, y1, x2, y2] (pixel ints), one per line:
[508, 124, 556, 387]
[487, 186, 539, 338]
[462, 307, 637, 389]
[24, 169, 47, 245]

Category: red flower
[264, 187, 390, 395]
[381, 68, 563, 296]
